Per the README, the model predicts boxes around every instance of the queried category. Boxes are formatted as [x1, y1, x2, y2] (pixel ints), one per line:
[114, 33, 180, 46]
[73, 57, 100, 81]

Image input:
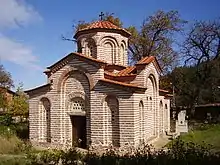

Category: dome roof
[74, 20, 131, 38]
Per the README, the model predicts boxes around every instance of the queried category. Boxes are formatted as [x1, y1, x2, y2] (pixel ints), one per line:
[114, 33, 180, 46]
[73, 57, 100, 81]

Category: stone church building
[26, 20, 171, 149]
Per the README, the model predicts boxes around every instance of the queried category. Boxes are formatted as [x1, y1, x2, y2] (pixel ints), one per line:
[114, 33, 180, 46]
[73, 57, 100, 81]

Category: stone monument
[176, 110, 188, 134]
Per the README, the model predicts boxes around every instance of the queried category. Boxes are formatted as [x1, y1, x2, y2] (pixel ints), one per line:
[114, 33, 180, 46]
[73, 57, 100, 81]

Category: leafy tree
[0, 64, 13, 88]
[7, 84, 28, 118]
[0, 64, 13, 110]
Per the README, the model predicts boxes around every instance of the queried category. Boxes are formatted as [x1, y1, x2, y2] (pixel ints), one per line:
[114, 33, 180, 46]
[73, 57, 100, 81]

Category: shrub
[26, 139, 220, 165]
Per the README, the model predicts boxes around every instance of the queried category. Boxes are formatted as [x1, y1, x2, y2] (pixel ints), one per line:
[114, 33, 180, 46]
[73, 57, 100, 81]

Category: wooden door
[71, 116, 86, 148]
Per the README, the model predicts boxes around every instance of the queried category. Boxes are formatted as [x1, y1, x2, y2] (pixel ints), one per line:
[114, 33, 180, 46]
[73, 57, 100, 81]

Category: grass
[0, 125, 27, 155]
[168, 124, 220, 152]
[0, 124, 32, 165]
[0, 155, 26, 165]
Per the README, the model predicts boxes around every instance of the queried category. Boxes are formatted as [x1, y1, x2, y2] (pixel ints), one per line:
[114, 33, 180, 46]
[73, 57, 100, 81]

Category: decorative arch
[103, 95, 120, 147]
[146, 73, 158, 92]
[59, 68, 91, 148]
[38, 97, 51, 143]
[146, 74, 158, 136]
[57, 67, 94, 92]
[65, 91, 90, 114]
[99, 36, 119, 64]
[99, 36, 119, 47]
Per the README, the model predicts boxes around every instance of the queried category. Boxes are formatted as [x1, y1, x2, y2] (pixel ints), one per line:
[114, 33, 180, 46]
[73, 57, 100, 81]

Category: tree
[180, 19, 220, 107]
[183, 19, 220, 66]
[0, 64, 13, 88]
[7, 84, 29, 118]
[127, 10, 186, 71]
[0, 64, 13, 110]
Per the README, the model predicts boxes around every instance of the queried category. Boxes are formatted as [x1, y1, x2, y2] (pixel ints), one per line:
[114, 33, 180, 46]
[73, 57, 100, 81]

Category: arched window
[104, 42, 114, 63]
[160, 101, 164, 135]
[85, 38, 96, 58]
[139, 100, 144, 144]
[120, 44, 125, 65]
[104, 95, 120, 147]
[39, 97, 51, 143]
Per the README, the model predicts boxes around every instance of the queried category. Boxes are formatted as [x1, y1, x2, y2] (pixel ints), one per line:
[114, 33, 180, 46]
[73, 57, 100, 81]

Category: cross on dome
[99, 12, 104, 20]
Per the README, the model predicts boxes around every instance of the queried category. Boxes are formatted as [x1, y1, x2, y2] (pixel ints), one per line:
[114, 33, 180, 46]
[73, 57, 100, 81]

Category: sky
[0, 0, 219, 90]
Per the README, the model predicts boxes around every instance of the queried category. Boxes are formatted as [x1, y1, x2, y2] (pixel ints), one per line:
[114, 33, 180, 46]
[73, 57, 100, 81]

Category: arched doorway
[70, 97, 87, 148]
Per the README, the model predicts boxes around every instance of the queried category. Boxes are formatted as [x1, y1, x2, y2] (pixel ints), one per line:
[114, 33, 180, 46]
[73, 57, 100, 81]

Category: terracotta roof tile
[47, 52, 107, 72]
[117, 66, 136, 76]
[74, 20, 130, 38]
[80, 21, 121, 31]
[136, 56, 162, 73]
[99, 78, 146, 90]
[25, 83, 51, 93]
[137, 56, 155, 64]
[73, 52, 107, 64]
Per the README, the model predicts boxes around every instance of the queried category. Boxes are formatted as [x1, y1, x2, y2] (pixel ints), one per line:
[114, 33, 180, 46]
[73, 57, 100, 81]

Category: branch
[61, 35, 76, 42]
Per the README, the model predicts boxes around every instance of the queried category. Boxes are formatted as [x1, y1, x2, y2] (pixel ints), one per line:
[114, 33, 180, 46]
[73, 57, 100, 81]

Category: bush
[26, 140, 220, 165]
[14, 122, 29, 140]
[0, 114, 13, 126]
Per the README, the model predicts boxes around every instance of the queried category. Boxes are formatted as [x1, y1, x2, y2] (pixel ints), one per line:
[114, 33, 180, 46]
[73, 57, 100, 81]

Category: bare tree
[183, 19, 220, 66]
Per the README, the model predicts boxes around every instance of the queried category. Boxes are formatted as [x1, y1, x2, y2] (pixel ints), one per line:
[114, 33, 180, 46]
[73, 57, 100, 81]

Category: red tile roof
[117, 66, 136, 76]
[74, 20, 130, 38]
[137, 56, 155, 65]
[25, 83, 51, 94]
[46, 52, 107, 73]
[136, 56, 162, 73]
[80, 21, 121, 31]
[99, 78, 146, 91]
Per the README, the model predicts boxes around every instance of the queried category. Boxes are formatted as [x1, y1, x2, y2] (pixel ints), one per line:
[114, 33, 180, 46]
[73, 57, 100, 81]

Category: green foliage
[0, 114, 13, 126]
[25, 140, 220, 165]
[7, 84, 29, 118]
[0, 124, 31, 154]
[0, 65, 13, 88]
[0, 155, 26, 165]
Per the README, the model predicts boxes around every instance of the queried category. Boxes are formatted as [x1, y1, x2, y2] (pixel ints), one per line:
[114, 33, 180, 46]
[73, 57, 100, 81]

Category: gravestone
[176, 110, 188, 134]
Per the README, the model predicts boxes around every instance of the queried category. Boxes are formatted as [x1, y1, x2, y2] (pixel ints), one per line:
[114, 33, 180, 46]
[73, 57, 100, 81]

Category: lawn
[172, 124, 220, 152]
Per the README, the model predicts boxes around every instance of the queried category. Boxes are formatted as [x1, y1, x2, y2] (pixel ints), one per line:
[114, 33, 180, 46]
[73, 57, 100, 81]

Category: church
[26, 18, 171, 149]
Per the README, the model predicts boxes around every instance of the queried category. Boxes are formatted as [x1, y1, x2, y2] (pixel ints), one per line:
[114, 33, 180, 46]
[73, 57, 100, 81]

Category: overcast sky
[0, 0, 219, 90]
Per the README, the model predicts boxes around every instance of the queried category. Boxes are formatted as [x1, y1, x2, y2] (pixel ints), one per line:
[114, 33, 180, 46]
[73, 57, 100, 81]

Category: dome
[74, 20, 130, 39]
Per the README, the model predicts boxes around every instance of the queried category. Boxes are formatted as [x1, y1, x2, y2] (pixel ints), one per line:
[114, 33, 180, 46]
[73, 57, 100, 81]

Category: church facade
[26, 20, 171, 149]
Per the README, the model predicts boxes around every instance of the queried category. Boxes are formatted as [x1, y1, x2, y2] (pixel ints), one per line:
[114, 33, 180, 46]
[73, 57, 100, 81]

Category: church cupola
[74, 19, 131, 66]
